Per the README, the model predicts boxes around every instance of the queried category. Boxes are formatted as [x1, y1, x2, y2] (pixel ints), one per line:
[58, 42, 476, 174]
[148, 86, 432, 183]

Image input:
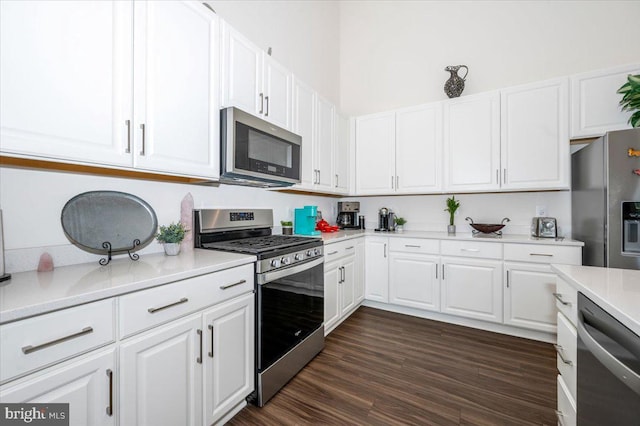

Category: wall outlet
[535, 205, 547, 217]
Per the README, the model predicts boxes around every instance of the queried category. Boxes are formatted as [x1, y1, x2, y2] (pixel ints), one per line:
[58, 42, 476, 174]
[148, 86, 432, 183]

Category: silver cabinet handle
[197, 329, 203, 364]
[335, 174, 338, 188]
[391, 176, 394, 189]
[317, 170, 321, 184]
[22, 327, 94, 354]
[496, 169, 499, 183]
[553, 344, 573, 365]
[346, 246, 355, 250]
[555, 410, 567, 426]
[405, 244, 421, 248]
[202, 2, 215, 13]
[327, 250, 339, 256]
[220, 279, 246, 290]
[208, 324, 214, 358]
[125, 120, 131, 153]
[147, 297, 188, 313]
[503, 168, 507, 184]
[461, 248, 480, 252]
[435, 264, 438, 279]
[259, 93, 264, 114]
[553, 293, 571, 306]
[530, 253, 554, 257]
[396, 175, 399, 188]
[442, 264, 445, 280]
[106, 369, 114, 416]
[265, 95, 269, 116]
[384, 243, 387, 258]
[506, 270, 510, 288]
[139, 123, 146, 156]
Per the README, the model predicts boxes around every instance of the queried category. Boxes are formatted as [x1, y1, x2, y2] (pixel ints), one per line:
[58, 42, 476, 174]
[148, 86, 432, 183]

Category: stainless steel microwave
[220, 107, 302, 187]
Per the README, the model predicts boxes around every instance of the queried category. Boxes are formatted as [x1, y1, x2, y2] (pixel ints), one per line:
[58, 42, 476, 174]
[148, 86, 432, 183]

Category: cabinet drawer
[504, 243, 581, 265]
[324, 240, 358, 261]
[0, 299, 115, 383]
[557, 375, 577, 426]
[119, 264, 253, 338]
[556, 312, 577, 400]
[555, 277, 578, 326]
[440, 240, 502, 259]
[389, 238, 439, 254]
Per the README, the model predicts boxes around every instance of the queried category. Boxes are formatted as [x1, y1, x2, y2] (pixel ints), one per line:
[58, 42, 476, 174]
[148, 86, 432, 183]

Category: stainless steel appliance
[530, 217, 558, 238]
[220, 107, 302, 187]
[336, 201, 360, 229]
[194, 209, 324, 406]
[571, 128, 640, 269]
[376, 207, 395, 232]
[577, 292, 640, 425]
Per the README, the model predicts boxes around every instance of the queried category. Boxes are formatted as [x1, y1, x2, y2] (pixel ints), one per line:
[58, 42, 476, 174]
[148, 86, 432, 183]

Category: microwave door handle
[577, 313, 640, 396]
[257, 257, 324, 285]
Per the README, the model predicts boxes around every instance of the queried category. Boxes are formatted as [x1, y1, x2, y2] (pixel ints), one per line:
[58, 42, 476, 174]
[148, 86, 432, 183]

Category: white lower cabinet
[389, 248, 440, 312]
[324, 239, 362, 334]
[354, 239, 366, 305]
[364, 237, 389, 303]
[0, 348, 116, 426]
[440, 256, 503, 323]
[557, 375, 577, 426]
[120, 314, 203, 426]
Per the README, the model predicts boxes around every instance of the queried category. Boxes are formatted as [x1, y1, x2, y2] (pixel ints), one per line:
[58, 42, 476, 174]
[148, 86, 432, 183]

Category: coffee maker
[336, 201, 360, 229]
[376, 207, 396, 232]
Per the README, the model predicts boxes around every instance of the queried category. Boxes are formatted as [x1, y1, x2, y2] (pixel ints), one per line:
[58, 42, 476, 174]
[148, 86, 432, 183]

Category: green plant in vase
[156, 222, 188, 255]
[617, 74, 640, 127]
[444, 196, 460, 235]
[394, 217, 407, 232]
[281, 220, 293, 235]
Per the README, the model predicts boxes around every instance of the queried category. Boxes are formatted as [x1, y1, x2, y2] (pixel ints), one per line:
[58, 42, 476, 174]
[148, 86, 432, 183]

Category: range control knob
[270, 259, 280, 268]
[281, 257, 291, 265]
[306, 250, 313, 257]
[294, 253, 303, 261]
[313, 248, 321, 256]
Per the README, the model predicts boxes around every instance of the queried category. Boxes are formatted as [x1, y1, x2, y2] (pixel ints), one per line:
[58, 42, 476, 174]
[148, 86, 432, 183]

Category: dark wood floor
[228, 307, 557, 425]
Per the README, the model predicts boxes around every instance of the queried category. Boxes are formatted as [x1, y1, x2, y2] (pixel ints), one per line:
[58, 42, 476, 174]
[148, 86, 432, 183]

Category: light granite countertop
[0, 249, 256, 324]
[552, 264, 640, 336]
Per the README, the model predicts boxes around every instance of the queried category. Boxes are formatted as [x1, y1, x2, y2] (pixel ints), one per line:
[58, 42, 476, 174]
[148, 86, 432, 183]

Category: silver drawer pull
[553, 293, 572, 306]
[461, 248, 479, 252]
[22, 327, 94, 354]
[327, 251, 339, 255]
[220, 279, 247, 290]
[147, 297, 188, 313]
[555, 410, 566, 426]
[405, 244, 421, 248]
[530, 253, 553, 257]
[553, 344, 573, 365]
[346, 246, 355, 250]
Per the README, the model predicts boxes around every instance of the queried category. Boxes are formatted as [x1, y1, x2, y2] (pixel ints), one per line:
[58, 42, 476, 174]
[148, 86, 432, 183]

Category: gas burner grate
[203, 235, 315, 253]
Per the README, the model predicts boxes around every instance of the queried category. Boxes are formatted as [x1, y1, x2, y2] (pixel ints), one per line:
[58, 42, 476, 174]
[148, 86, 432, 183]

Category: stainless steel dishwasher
[577, 292, 640, 425]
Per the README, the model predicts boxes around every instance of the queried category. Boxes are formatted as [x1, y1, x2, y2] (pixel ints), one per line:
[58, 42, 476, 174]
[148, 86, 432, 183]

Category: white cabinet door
[0, 1, 133, 167]
[571, 63, 640, 138]
[503, 262, 557, 333]
[355, 112, 396, 194]
[365, 237, 389, 303]
[396, 103, 442, 193]
[441, 257, 503, 323]
[389, 253, 440, 312]
[443, 92, 500, 191]
[334, 113, 351, 194]
[500, 78, 569, 190]
[315, 95, 335, 191]
[119, 314, 203, 426]
[220, 21, 261, 115]
[354, 240, 366, 304]
[324, 261, 341, 332]
[0, 349, 116, 426]
[340, 256, 356, 316]
[262, 54, 292, 130]
[203, 293, 254, 426]
[292, 78, 316, 189]
[133, 1, 219, 178]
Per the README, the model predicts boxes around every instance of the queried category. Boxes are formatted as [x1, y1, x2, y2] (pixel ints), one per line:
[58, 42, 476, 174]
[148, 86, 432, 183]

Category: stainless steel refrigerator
[571, 128, 640, 269]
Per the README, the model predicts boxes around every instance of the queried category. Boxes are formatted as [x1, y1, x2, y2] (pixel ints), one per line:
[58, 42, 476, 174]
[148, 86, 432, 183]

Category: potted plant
[617, 74, 640, 127]
[394, 217, 407, 232]
[281, 220, 293, 235]
[156, 222, 188, 255]
[444, 196, 460, 235]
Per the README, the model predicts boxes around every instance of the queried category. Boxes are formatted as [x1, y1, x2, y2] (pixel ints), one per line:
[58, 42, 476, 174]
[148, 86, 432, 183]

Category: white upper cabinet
[443, 91, 501, 192]
[570, 63, 640, 139]
[315, 95, 335, 191]
[395, 103, 443, 193]
[334, 113, 351, 194]
[292, 78, 316, 188]
[133, 1, 220, 178]
[500, 78, 569, 190]
[0, 1, 133, 167]
[355, 112, 396, 194]
[220, 21, 292, 130]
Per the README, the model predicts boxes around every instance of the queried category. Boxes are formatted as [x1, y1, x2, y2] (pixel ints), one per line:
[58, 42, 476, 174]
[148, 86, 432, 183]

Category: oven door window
[257, 262, 323, 371]
[234, 121, 300, 180]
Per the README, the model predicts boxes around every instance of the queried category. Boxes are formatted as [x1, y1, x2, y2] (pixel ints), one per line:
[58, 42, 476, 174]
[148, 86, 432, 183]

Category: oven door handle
[577, 312, 640, 396]
[257, 257, 324, 285]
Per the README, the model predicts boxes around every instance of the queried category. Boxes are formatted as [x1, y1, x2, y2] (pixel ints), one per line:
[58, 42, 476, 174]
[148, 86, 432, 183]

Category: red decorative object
[315, 219, 339, 233]
[633, 169, 640, 176]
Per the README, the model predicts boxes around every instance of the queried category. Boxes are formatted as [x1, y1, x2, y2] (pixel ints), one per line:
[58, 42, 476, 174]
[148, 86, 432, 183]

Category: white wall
[352, 191, 571, 237]
[0, 168, 336, 273]
[339, 1, 640, 115]
[211, 0, 341, 106]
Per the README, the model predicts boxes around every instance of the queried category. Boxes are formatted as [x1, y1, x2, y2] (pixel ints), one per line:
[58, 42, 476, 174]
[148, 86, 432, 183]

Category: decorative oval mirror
[61, 191, 158, 264]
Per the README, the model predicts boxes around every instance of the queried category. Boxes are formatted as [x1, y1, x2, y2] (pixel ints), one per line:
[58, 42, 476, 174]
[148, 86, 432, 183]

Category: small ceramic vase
[164, 243, 181, 256]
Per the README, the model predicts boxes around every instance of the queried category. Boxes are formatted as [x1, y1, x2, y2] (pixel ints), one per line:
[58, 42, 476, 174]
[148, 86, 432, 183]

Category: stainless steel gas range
[194, 209, 325, 406]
